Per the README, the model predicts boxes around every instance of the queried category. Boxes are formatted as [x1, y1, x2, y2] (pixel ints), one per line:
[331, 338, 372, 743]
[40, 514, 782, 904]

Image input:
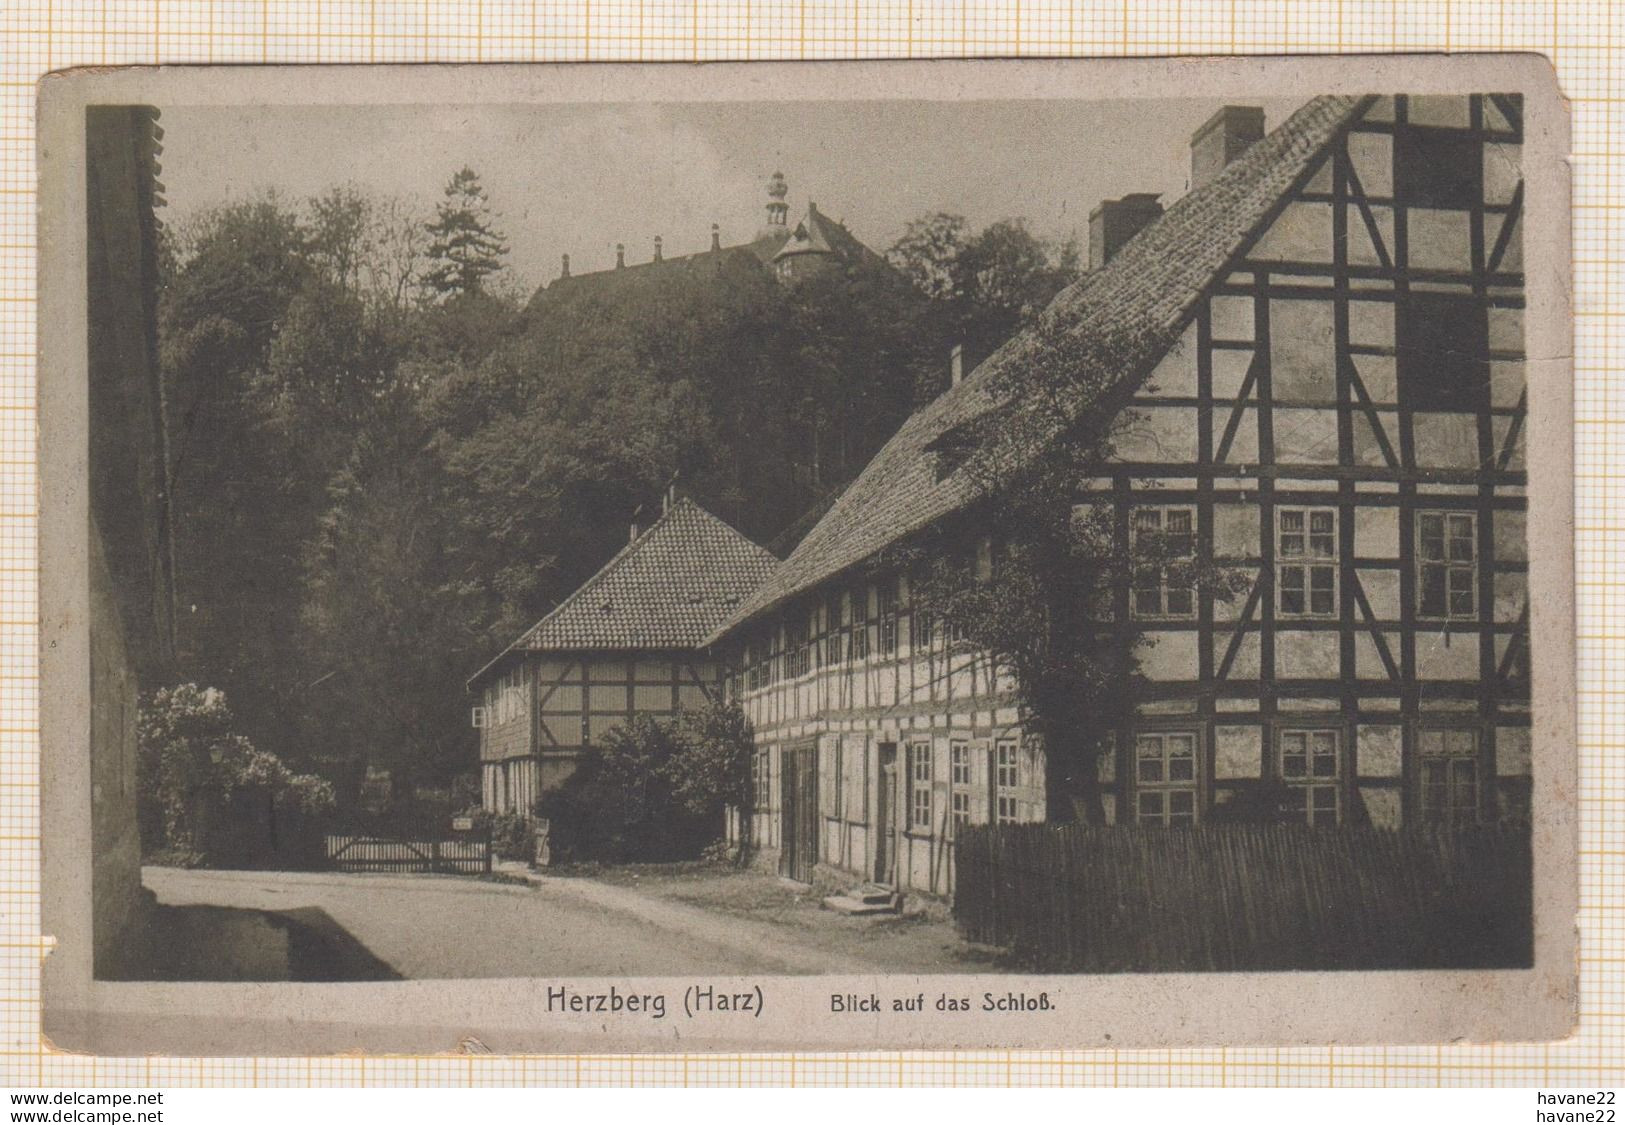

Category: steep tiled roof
[707, 95, 1366, 643]
[470, 498, 777, 686]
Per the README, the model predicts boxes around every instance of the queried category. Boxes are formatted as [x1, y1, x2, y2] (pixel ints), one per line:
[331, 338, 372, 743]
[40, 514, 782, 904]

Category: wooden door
[780, 741, 819, 883]
[875, 742, 898, 885]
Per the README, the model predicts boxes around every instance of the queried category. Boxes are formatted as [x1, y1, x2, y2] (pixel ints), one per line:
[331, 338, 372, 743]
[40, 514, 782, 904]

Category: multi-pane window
[1132, 507, 1196, 619]
[950, 740, 971, 829]
[753, 750, 771, 811]
[1278, 508, 1337, 617]
[824, 592, 845, 667]
[1135, 732, 1197, 827]
[909, 741, 932, 830]
[784, 618, 808, 679]
[850, 585, 870, 660]
[1281, 729, 1340, 825]
[1418, 512, 1477, 619]
[877, 580, 899, 656]
[764, 630, 780, 686]
[1418, 727, 1480, 825]
[914, 609, 935, 651]
[995, 740, 1019, 824]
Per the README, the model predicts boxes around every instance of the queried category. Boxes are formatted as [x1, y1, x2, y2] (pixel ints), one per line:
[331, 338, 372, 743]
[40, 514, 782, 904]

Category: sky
[156, 96, 1309, 292]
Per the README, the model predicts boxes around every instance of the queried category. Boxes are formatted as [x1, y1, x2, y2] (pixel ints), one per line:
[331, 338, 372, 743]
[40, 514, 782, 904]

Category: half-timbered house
[707, 93, 1530, 897]
[469, 494, 778, 816]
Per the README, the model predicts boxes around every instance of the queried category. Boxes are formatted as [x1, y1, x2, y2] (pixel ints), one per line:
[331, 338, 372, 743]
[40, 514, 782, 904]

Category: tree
[887, 213, 1082, 395]
[534, 701, 754, 863]
[137, 683, 334, 864]
[892, 314, 1248, 824]
[421, 167, 509, 301]
[886, 212, 968, 301]
[668, 700, 756, 827]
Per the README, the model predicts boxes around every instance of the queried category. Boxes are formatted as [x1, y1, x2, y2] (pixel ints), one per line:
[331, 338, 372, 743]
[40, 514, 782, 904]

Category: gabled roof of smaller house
[468, 497, 778, 688]
[705, 94, 1366, 644]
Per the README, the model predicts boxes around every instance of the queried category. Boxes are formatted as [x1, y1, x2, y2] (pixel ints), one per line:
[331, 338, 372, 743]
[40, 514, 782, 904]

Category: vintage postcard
[37, 54, 1575, 1055]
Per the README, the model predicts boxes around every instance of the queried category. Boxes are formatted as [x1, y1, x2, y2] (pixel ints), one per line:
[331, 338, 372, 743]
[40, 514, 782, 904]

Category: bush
[537, 701, 753, 864]
[137, 684, 336, 868]
[460, 806, 533, 861]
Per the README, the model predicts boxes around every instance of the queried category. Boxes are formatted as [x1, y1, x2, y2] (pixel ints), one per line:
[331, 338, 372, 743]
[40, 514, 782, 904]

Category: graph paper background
[0, 0, 1618, 1088]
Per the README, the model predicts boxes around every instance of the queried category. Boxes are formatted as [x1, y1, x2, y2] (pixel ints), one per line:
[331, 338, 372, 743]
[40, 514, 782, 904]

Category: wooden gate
[779, 741, 819, 883]
[324, 834, 492, 875]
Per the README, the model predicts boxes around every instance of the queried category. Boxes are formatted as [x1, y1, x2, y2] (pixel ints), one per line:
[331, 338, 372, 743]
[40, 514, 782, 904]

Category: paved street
[143, 866, 968, 978]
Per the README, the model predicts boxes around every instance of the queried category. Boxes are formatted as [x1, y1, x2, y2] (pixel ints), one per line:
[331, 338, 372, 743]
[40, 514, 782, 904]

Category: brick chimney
[615, 243, 625, 269]
[653, 235, 663, 262]
[560, 253, 570, 279]
[949, 343, 964, 387]
[1089, 193, 1164, 270]
[1190, 105, 1265, 190]
[711, 223, 721, 251]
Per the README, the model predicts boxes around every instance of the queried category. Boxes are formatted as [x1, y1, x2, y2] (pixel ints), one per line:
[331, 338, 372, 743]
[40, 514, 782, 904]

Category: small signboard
[451, 815, 474, 833]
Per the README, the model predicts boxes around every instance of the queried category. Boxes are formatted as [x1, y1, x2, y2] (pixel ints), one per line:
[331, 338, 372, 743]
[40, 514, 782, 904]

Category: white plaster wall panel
[1497, 727, 1532, 777]
[1271, 298, 1337, 401]
[1348, 297, 1395, 348]
[1274, 407, 1341, 463]
[1219, 631, 1262, 679]
[1415, 629, 1482, 679]
[1495, 571, 1528, 622]
[1346, 204, 1396, 268]
[1251, 201, 1334, 263]
[1493, 510, 1527, 561]
[1347, 131, 1394, 195]
[1217, 407, 1260, 464]
[1214, 725, 1264, 779]
[1491, 360, 1525, 408]
[1354, 353, 1398, 401]
[1356, 723, 1404, 777]
[1358, 567, 1401, 618]
[1145, 323, 1198, 397]
[1355, 505, 1400, 558]
[1412, 412, 1482, 469]
[1210, 347, 1253, 399]
[1113, 405, 1199, 462]
[1275, 630, 1341, 678]
[1209, 294, 1254, 341]
[1482, 142, 1523, 207]
[1214, 504, 1259, 557]
[1408, 95, 1472, 127]
[1407, 208, 1474, 272]
[1137, 630, 1200, 681]
[1491, 415, 1526, 469]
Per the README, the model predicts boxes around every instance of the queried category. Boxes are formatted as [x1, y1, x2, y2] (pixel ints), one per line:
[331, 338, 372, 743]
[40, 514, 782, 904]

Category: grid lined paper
[2, 0, 1621, 1088]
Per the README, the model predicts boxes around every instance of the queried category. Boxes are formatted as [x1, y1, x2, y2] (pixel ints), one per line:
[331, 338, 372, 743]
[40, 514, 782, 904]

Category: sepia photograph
[40, 58, 1575, 1053]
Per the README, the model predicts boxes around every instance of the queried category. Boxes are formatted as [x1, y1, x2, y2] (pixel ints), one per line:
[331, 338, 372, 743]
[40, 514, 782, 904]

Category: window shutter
[970, 738, 992, 824]
[818, 737, 839, 818]
[932, 736, 951, 837]
[843, 735, 867, 821]
[1019, 741, 1045, 823]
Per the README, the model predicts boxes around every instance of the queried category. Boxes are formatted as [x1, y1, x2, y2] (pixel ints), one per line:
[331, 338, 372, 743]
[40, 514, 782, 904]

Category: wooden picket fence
[953, 822, 1531, 972]
[324, 833, 492, 875]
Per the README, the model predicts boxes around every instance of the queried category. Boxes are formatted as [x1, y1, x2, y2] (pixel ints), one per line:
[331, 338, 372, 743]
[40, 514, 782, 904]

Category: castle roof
[706, 94, 1367, 644]
[469, 497, 778, 687]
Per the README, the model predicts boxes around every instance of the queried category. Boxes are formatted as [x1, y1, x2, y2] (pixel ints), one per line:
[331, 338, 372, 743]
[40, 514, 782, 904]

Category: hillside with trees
[152, 171, 1081, 823]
